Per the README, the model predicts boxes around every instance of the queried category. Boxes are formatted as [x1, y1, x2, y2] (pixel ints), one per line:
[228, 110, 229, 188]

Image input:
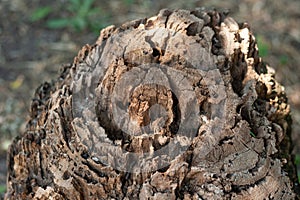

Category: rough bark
[5, 8, 300, 200]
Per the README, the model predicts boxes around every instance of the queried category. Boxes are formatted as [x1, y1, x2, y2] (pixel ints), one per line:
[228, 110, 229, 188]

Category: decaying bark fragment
[5, 8, 300, 199]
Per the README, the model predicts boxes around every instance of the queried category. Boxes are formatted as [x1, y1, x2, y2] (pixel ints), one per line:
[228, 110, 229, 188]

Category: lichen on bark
[5, 8, 299, 200]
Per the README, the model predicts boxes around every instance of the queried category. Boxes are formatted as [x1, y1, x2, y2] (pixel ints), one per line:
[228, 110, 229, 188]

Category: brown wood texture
[5, 8, 300, 199]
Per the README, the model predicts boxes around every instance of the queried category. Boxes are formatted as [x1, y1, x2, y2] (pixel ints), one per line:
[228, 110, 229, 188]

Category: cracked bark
[5, 8, 300, 200]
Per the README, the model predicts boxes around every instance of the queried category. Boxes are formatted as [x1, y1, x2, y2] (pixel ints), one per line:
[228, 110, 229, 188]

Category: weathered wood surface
[5, 8, 299, 199]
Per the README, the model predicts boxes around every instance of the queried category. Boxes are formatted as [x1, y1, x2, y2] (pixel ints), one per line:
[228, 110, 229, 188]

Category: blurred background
[0, 0, 299, 197]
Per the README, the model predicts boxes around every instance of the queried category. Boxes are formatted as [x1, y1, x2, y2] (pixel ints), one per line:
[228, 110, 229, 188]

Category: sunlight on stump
[5, 8, 300, 199]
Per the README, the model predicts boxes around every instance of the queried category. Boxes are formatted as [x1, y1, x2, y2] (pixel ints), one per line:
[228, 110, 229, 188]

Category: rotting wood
[5, 8, 300, 200]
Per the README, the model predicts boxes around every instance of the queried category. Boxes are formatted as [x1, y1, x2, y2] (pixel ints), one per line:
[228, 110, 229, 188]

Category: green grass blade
[30, 6, 52, 22]
[79, 0, 95, 17]
[0, 184, 6, 195]
[46, 18, 71, 29]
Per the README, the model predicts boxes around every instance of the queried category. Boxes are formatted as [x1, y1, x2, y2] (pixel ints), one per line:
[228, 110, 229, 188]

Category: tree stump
[5, 8, 299, 199]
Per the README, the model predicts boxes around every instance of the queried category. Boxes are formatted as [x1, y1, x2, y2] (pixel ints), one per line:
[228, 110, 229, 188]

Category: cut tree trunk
[5, 8, 300, 200]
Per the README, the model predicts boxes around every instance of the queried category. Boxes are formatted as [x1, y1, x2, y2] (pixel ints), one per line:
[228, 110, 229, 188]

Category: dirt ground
[0, 0, 299, 197]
